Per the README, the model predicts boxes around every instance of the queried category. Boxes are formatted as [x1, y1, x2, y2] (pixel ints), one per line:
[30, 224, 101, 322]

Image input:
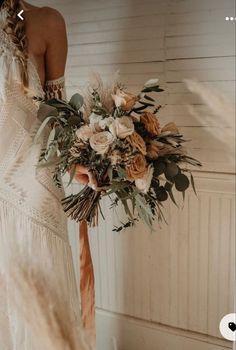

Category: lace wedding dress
[0, 8, 84, 350]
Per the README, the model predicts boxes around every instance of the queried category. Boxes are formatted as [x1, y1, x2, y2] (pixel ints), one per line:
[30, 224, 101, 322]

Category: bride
[0, 0, 89, 348]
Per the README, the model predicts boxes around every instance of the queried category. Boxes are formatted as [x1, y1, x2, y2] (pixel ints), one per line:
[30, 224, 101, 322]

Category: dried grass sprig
[0, 252, 92, 350]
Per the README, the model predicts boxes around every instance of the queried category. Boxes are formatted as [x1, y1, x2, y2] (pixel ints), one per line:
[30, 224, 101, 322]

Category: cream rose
[89, 131, 114, 155]
[135, 165, 154, 194]
[109, 116, 134, 139]
[76, 125, 94, 141]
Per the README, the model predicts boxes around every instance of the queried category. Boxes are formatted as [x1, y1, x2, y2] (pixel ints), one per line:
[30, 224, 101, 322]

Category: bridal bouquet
[36, 77, 201, 231]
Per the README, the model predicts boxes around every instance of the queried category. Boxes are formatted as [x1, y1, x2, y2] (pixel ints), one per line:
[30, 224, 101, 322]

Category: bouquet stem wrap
[79, 221, 96, 339]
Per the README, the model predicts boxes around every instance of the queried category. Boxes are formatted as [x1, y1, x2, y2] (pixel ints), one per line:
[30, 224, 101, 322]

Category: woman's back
[22, 1, 68, 87]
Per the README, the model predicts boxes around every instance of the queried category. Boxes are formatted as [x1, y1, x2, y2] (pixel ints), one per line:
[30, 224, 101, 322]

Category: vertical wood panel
[198, 194, 210, 334]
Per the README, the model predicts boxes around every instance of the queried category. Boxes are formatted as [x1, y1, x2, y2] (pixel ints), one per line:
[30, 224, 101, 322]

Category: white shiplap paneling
[57, 0, 235, 173]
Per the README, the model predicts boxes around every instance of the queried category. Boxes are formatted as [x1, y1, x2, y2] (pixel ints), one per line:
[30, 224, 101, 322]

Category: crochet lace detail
[45, 76, 66, 100]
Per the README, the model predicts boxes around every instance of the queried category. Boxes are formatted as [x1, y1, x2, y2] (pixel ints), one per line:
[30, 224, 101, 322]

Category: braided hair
[2, 0, 29, 87]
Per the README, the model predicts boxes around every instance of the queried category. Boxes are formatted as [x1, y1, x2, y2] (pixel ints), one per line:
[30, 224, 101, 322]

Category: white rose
[99, 116, 114, 130]
[89, 131, 114, 155]
[89, 113, 103, 132]
[76, 125, 94, 141]
[135, 165, 154, 194]
[144, 78, 159, 88]
[109, 116, 134, 139]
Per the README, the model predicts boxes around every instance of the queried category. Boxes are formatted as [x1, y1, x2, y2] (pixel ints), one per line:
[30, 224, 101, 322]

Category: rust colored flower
[140, 112, 160, 136]
[126, 153, 147, 181]
[146, 143, 159, 159]
[127, 132, 147, 155]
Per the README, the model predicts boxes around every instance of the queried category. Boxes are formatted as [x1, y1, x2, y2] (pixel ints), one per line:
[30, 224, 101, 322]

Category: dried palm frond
[184, 79, 235, 160]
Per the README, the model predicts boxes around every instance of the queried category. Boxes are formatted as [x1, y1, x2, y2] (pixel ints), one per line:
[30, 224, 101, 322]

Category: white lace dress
[0, 9, 82, 350]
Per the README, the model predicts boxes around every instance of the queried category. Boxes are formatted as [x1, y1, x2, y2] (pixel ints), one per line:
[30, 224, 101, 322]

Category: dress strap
[44, 76, 66, 101]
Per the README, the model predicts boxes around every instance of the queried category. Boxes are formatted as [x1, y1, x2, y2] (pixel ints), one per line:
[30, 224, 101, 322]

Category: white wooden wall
[33, 1, 235, 349]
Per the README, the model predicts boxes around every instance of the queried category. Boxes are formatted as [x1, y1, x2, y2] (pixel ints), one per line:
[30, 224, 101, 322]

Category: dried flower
[112, 89, 139, 111]
[146, 143, 159, 159]
[161, 122, 179, 134]
[140, 112, 160, 136]
[109, 116, 134, 139]
[89, 131, 114, 155]
[135, 165, 154, 193]
[109, 150, 122, 165]
[126, 153, 147, 181]
[127, 132, 146, 155]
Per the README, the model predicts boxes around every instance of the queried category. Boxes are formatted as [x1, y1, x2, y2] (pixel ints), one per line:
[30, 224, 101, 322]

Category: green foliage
[69, 93, 84, 110]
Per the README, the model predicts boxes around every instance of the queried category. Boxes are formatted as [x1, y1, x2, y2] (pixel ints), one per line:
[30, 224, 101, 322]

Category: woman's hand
[75, 165, 90, 184]
[74, 165, 98, 189]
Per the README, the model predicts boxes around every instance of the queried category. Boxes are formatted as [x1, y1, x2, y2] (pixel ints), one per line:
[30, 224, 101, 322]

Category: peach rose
[140, 112, 160, 136]
[127, 132, 147, 155]
[126, 153, 147, 181]
[112, 89, 139, 111]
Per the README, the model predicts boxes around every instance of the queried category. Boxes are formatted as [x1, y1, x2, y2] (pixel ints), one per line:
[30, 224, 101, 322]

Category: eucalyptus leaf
[165, 163, 179, 179]
[190, 173, 197, 196]
[174, 174, 190, 192]
[45, 144, 57, 161]
[38, 104, 58, 122]
[47, 128, 56, 149]
[34, 116, 56, 143]
[69, 93, 84, 110]
[139, 205, 153, 231]
[67, 165, 76, 187]
[168, 189, 178, 207]
[121, 198, 134, 221]
[135, 194, 153, 217]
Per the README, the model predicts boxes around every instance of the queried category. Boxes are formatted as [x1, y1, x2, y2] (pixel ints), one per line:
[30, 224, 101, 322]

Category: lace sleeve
[44, 76, 66, 101]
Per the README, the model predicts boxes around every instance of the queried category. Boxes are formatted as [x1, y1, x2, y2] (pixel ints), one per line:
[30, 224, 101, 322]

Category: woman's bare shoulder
[25, 3, 65, 29]
[38, 6, 65, 25]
